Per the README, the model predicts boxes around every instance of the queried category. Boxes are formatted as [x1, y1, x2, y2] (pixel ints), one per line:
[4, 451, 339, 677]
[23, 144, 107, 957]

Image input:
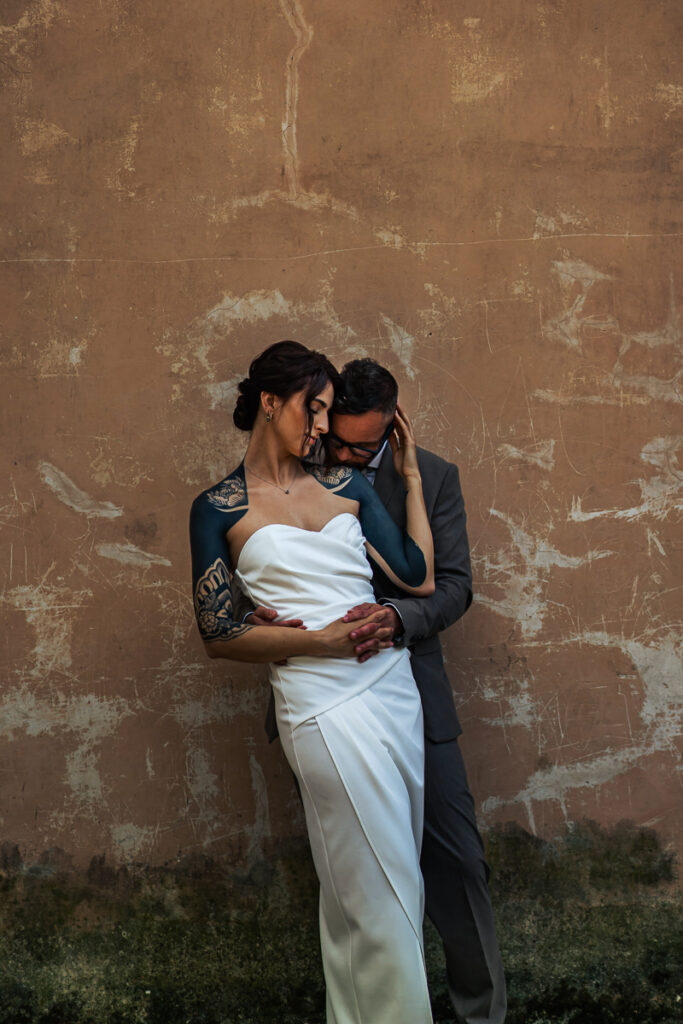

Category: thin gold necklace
[244, 463, 295, 495]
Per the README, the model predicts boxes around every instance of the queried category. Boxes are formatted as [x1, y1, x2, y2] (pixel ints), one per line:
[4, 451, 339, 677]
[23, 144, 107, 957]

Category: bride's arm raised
[308, 406, 435, 597]
[189, 471, 386, 663]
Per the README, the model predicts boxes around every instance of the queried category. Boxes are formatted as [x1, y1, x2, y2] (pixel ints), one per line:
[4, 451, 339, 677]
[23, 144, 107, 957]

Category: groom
[250, 359, 506, 1024]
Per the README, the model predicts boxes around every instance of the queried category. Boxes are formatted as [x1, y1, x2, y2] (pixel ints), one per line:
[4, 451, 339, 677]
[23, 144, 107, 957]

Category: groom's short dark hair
[336, 359, 398, 416]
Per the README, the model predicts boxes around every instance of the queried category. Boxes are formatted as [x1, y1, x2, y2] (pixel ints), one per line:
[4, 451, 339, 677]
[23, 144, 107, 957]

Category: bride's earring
[265, 412, 272, 422]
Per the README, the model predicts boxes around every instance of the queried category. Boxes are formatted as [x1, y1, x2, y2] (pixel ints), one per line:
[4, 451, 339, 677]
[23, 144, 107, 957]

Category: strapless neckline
[235, 512, 359, 572]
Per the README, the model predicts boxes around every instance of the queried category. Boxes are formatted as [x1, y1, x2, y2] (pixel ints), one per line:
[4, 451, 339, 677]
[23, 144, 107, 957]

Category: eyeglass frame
[326, 419, 395, 458]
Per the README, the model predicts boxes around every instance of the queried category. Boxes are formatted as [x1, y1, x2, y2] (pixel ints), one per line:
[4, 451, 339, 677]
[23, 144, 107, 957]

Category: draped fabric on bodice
[234, 512, 412, 730]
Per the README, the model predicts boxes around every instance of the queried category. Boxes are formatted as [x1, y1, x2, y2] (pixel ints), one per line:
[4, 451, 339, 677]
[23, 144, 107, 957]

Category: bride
[190, 340, 435, 1023]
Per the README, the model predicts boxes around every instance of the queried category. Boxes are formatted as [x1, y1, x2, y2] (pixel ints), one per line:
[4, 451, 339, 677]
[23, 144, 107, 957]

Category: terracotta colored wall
[2, 0, 681, 870]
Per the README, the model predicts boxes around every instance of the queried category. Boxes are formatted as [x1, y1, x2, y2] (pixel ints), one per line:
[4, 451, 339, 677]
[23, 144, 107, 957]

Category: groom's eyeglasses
[327, 420, 395, 459]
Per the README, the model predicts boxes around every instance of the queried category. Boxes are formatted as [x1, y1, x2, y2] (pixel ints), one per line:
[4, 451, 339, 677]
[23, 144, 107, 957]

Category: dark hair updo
[233, 340, 341, 434]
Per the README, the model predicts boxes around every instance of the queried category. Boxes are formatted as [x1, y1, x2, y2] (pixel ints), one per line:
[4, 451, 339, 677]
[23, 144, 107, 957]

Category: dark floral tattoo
[307, 465, 353, 489]
[206, 475, 248, 512]
[193, 557, 250, 642]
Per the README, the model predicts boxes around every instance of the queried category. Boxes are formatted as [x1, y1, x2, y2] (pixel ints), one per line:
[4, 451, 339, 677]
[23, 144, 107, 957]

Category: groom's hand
[343, 603, 402, 663]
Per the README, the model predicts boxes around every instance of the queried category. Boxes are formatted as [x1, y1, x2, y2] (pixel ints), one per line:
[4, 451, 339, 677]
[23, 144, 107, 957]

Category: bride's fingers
[394, 403, 415, 443]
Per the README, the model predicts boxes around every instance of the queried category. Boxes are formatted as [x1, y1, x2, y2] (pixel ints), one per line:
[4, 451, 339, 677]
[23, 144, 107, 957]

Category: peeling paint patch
[653, 82, 683, 118]
[19, 118, 73, 156]
[39, 462, 123, 519]
[95, 541, 171, 568]
[569, 435, 683, 522]
[36, 335, 91, 376]
[482, 625, 682, 832]
[451, 50, 522, 104]
[476, 509, 614, 637]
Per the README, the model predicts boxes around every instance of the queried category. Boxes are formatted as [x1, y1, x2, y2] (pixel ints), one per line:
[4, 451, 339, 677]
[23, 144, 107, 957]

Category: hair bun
[233, 379, 259, 431]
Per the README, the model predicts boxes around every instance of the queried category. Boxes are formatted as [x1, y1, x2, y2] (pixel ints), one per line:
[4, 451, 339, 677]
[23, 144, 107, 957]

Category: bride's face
[272, 380, 334, 457]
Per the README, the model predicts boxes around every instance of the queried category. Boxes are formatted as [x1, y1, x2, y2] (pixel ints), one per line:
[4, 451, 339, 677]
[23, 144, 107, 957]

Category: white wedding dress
[234, 512, 433, 1024]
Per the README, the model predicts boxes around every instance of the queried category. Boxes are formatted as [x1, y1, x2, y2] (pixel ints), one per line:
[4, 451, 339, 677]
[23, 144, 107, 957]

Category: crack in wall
[278, 0, 313, 199]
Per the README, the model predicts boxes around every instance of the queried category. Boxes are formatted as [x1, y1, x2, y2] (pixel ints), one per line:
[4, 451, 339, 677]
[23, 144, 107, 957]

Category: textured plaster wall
[1, 0, 681, 870]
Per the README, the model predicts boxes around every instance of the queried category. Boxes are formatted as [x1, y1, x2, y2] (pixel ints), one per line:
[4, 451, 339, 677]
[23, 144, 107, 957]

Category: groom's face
[328, 408, 394, 468]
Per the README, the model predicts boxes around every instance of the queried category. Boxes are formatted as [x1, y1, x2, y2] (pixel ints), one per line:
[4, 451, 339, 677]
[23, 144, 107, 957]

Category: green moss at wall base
[0, 823, 680, 1024]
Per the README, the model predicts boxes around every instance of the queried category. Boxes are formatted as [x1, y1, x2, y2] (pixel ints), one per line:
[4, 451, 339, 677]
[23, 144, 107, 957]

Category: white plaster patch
[579, 630, 683, 743]
[475, 509, 614, 637]
[111, 823, 156, 859]
[482, 744, 637, 832]
[380, 315, 416, 379]
[497, 440, 555, 471]
[245, 752, 272, 865]
[0, 688, 131, 812]
[482, 627, 682, 832]
[95, 541, 171, 568]
[541, 268, 682, 403]
[39, 462, 123, 519]
[4, 574, 92, 677]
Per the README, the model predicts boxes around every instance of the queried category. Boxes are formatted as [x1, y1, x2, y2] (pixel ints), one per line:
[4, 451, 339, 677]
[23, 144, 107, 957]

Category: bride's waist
[253, 586, 377, 631]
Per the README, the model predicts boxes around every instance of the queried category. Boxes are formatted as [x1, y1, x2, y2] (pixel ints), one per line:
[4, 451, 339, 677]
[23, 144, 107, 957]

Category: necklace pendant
[284, 488, 290, 494]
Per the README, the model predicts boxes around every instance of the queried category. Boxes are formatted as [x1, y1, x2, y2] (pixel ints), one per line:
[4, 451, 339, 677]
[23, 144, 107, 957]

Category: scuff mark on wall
[95, 541, 171, 568]
[497, 440, 555, 470]
[39, 463, 123, 519]
[542, 259, 617, 350]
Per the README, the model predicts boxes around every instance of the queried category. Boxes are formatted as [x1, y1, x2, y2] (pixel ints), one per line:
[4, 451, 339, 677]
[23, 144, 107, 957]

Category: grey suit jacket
[371, 445, 472, 742]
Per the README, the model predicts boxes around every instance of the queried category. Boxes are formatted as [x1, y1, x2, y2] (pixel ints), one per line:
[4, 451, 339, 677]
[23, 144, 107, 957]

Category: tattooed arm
[189, 466, 384, 663]
[307, 465, 435, 596]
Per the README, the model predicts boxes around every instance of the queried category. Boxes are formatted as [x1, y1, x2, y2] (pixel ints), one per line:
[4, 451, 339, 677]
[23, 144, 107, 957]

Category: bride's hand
[314, 610, 394, 657]
[388, 403, 420, 482]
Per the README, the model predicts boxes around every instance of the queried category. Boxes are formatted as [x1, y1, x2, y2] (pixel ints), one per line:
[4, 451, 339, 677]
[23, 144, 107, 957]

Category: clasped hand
[245, 603, 400, 662]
